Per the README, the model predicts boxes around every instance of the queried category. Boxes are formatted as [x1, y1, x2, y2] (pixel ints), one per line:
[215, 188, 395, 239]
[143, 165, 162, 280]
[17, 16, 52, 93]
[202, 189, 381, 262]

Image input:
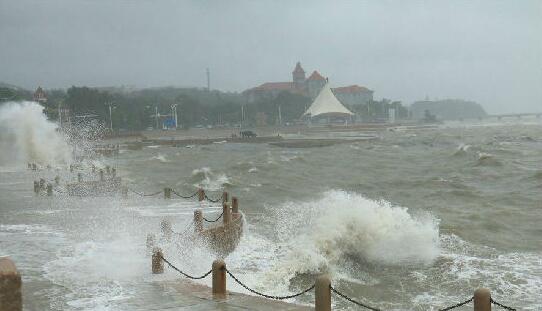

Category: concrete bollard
[212, 259, 226, 296]
[194, 210, 203, 232]
[33, 181, 40, 194]
[111, 168, 116, 178]
[99, 169, 104, 181]
[77, 173, 82, 183]
[474, 288, 491, 311]
[222, 191, 229, 204]
[27, 163, 31, 169]
[160, 220, 172, 239]
[92, 164, 96, 173]
[222, 203, 232, 225]
[46, 183, 53, 196]
[146, 234, 155, 251]
[231, 197, 239, 216]
[0, 257, 22, 311]
[54, 176, 60, 186]
[152, 248, 164, 274]
[106, 165, 111, 174]
[69, 164, 73, 172]
[164, 187, 171, 199]
[121, 186, 128, 198]
[39, 178, 46, 190]
[315, 274, 331, 311]
[198, 188, 205, 202]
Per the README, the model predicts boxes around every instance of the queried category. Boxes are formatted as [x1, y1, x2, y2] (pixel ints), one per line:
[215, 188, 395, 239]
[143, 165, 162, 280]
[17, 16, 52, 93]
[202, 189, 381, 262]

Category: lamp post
[171, 104, 178, 129]
[105, 102, 115, 131]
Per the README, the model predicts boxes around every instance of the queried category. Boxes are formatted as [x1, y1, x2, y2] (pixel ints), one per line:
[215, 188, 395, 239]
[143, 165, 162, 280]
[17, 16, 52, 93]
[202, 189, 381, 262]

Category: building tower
[292, 62, 306, 89]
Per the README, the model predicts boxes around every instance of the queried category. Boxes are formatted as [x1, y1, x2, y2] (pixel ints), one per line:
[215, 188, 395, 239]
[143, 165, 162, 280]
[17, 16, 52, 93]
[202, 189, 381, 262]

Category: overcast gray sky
[1, 0, 541, 113]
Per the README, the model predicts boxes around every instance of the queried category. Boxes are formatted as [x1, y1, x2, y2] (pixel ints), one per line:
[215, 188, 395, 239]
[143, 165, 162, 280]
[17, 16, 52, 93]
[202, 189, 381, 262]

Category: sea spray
[259, 190, 440, 290]
[0, 101, 72, 166]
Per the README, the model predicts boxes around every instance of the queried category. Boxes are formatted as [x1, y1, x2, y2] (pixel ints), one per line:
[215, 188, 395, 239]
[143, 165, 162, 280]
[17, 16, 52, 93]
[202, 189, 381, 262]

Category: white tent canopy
[302, 82, 353, 118]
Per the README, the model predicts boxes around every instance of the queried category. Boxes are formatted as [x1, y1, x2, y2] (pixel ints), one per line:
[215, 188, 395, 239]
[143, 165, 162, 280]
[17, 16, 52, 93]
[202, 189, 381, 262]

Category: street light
[105, 102, 115, 131]
[171, 104, 178, 129]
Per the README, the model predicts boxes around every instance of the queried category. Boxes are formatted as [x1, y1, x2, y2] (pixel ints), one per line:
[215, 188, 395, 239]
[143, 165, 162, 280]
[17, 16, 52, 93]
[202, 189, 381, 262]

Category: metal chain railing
[491, 298, 517, 310]
[204, 193, 223, 203]
[171, 189, 199, 199]
[225, 268, 315, 300]
[160, 255, 212, 280]
[438, 297, 473, 311]
[330, 286, 382, 311]
[203, 212, 224, 222]
[128, 188, 163, 197]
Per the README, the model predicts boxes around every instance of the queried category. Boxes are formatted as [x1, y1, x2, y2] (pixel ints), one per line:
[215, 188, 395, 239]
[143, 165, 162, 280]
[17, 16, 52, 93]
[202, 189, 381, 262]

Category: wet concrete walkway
[138, 280, 313, 311]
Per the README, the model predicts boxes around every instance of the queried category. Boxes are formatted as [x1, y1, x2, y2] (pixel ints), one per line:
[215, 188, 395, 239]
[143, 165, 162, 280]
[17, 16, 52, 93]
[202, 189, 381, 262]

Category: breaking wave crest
[191, 167, 231, 191]
[0, 101, 72, 166]
[262, 190, 440, 287]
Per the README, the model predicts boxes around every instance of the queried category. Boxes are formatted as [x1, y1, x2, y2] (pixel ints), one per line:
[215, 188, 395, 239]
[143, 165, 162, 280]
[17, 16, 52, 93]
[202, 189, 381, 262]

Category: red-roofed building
[243, 62, 373, 106]
[332, 85, 373, 107]
[33, 86, 47, 104]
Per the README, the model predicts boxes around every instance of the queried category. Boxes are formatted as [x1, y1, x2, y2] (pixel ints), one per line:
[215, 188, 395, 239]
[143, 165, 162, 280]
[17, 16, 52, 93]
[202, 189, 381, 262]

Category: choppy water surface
[1, 107, 541, 310]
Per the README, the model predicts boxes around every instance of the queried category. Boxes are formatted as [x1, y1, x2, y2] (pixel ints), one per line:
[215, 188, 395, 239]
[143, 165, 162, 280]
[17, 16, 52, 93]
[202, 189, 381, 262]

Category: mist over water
[0, 101, 72, 166]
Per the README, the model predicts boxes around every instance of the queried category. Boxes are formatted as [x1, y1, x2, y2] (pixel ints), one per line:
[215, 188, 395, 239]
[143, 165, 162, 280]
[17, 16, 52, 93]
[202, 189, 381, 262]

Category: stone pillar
[160, 220, 172, 239]
[99, 169, 104, 181]
[474, 288, 491, 311]
[92, 164, 96, 173]
[222, 191, 229, 204]
[54, 176, 60, 186]
[231, 197, 239, 216]
[0, 257, 22, 311]
[46, 183, 53, 196]
[33, 181, 40, 194]
[223, 203, 231, 225]
[194, 210, 203, 232]
[27, 163, 31, 169]
[111, 168, 116, 178]
[39, 178, 46, 190]
[152, 248, 164, 274]
[315, 274, 331, 311]
[198, 188, 205, 202]
[212, 260, 226, 296]
[77, 173, 82, 183]
[106, 165, 111, 174]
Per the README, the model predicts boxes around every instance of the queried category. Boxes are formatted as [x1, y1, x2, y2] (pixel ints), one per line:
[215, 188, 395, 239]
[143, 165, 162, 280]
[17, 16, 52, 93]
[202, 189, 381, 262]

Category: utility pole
[241, 105, 245, 128]
[58, 102, 62, 128]
[206, 68, 210, 91]
[278, 105, 282, 126]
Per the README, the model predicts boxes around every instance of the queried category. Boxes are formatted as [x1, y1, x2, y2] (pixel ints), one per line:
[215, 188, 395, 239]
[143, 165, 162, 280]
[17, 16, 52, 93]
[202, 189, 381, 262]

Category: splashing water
[0, 101, 72, 166]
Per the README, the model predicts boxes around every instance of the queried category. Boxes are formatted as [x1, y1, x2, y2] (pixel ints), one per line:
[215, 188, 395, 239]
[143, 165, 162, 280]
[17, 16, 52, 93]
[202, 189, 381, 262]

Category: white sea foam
[0, 101, 72, 166]
[150, 154, 168, 163]
[191, 167, 231, 191]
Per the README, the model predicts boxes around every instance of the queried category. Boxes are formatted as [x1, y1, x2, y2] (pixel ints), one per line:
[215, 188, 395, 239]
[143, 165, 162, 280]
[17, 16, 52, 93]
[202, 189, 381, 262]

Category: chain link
[491, 298, 517, 310]
[330, 286, 382, 311]
[225, 268, 315, 300]
[160, 255, 212, 280]
[204, 193, 223, 203]
[203, 212, 223, 222]
[171, 189, 199, 199]
[128, 188, 163, 197]
[438, 297, 473, 311]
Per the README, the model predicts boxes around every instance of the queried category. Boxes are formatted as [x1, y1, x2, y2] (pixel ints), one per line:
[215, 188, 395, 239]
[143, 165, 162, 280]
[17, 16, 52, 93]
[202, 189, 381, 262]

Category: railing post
[223, 203, 232, 225]
[46, 183, 53, 196]
[146, 234, 155, 251]
[164, 187, 171, 199]
[231, 197, 239, 216]
[222, 191, 229, 204]
[77, 173, 82, 183]
[111, 168, 116, 178]
[99, 169, 104, 181]
[91, 164, 96, 173]
[121, 186, 128, 198]
[212, 259, 226, 296]
[160, 220, 172, 239]
[474, 288, 491, 311]
[54, 176, 60, 186]
[0, 257, 22, 311]
[194, 210, 203, 232]
[315, 274, 331, 311]
[152, 248, 164, 274]
[39, 178, 46, 190]
[198, 188, 205, 202]
[106, 165, 111, 175]
[33, 181, 39, 194]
